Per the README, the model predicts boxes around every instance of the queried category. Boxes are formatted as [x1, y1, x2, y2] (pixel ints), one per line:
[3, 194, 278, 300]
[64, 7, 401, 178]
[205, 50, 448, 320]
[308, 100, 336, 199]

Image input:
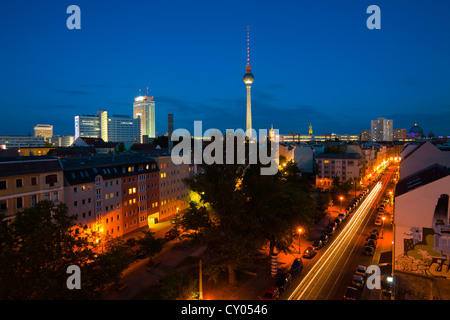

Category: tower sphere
[243, 72, 254, 84]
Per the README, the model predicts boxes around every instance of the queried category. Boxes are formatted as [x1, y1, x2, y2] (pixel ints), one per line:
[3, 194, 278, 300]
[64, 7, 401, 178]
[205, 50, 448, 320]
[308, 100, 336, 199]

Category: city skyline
[1, 1, 450, 137]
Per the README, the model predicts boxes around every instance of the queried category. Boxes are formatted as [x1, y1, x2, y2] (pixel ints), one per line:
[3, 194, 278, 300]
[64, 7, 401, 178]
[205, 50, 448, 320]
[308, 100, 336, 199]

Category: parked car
[260, 286, 280, 300]
[312, 239, 323, 250]
[275, 272, 292, 292]
[355, 265, 367, 277]
[334, 218, 342, 226]
[338, 213, 346, 220]
[343, 286, 358, 300]
[303, 246, 317, 259]
[374, 218, 382, 226]
[366, 233, 378, 242]
[165, 229, 177, 240]
[319, 234, 329, 245]
[363, 245, 374, 256]
[371, 228, 380, 237]
[352, 275, 365, 288]
[366, 239, 377, 247]
[326, 226, 335, 236]
[290, 258, 303, 274]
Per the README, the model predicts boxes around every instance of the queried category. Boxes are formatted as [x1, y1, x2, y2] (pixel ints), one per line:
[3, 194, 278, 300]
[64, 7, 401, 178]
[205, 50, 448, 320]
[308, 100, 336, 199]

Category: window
[16, 197, 23, 209]
[53, 192, 58, 202]
[45, 174, 58, 187]
[16, 179, 23, 188]
[0, 200, 7, 212]
[31, 177, 37, 186]
[30, 194, 37, 206]
[0, 181, 6, 190]
[44, 192, 50, 201]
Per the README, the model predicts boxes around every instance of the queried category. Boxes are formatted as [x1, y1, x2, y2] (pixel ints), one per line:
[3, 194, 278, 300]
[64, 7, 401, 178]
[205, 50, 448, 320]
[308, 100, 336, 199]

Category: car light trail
[288, 181, 383, 300]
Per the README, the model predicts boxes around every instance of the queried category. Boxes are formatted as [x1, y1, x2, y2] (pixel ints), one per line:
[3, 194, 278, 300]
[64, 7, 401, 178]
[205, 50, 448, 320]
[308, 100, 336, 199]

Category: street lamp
[381, 216, 386, 239]
[298, 228, 303, 254]
[339, 196, 344, 212]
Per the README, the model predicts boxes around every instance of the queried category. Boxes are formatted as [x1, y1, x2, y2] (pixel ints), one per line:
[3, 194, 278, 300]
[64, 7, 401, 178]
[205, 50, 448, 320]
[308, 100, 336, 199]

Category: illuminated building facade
[75, 115, 101, 139]
[371, 117, 393, 142]
[99, 110, 140, 143]
[315, 153, 362, 188]
[33, 124, 53, 140]
[75, 111, 140, 143]
[133, 95, 156, 142]
[60, 154, 160, 237]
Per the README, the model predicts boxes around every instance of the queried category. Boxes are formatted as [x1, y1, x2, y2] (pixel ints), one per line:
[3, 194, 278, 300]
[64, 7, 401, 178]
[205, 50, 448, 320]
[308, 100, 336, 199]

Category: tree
[183, 158, 256, 285]
[0, 200, 135, 299]
[137, 230, 164, 257]
[242, 160, 314, 256]
[116, 142, 126, 153]
[175, 201, 211, 242]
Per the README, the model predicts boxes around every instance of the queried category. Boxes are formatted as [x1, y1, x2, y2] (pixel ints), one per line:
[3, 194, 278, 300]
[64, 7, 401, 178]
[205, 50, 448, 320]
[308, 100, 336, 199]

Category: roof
[46, 146, 97, 157]
[0, 156, 62, 178]
[60, 154, 159, 185]
[316, 153, 361, 160]
[395, 163, 450, 197]
[77, 137, 118, 148]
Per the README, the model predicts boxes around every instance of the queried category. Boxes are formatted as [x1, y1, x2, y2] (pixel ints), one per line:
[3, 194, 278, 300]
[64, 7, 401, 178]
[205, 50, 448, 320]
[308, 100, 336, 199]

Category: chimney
[168, 113, 174, 153]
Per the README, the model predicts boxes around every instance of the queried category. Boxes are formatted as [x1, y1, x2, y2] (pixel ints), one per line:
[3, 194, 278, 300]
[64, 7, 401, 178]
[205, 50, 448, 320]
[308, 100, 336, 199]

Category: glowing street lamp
[381, 216, 386, 239]
[339, 196, 344, 212]
[298, 228, 303, 254]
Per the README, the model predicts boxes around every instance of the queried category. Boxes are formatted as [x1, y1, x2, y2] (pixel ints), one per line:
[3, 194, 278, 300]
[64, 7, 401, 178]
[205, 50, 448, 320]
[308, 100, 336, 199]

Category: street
[286, 164, 396, 300]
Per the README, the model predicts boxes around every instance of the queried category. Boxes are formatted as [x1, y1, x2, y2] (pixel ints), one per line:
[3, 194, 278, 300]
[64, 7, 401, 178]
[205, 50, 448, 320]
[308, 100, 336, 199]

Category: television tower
[243, 26, 254, 139]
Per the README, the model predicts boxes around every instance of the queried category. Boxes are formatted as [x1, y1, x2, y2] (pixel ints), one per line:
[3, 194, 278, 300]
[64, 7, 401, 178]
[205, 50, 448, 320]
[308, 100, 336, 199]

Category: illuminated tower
[133, 88, 156, 143]
[308, 123, 313, 135]
[243, 26, 254, 138]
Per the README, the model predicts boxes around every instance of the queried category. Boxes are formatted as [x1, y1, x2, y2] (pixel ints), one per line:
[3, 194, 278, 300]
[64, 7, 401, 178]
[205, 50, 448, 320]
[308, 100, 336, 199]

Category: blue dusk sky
[1, 0, 450, 137]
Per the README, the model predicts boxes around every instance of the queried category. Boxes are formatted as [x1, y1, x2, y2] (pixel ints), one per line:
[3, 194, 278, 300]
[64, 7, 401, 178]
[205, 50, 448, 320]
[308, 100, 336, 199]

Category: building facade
[152, 155, 193, 222]
[133, 95, 156, 142]
[99, 110, 141, 143]
[75, 115, 101, 139]
[0, 156, 64, 223]
[0, 135, 46, 149]
[34, 124, 53, 140]
[61, 155, 160, 238]
[371, 117, 393, 142]
[315, 153, 362, 188]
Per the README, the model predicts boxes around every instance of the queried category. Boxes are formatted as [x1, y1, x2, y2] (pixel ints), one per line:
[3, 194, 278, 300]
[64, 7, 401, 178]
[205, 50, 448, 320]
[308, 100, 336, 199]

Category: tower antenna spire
[247, 25, 250, 65]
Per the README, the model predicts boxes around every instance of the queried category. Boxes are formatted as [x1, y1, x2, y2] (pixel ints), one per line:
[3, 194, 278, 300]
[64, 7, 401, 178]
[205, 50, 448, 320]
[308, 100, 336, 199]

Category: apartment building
[0, 156, 63, 223]
[315, 153, 362, 188]
[152, 154, 193, 222]
[60, 154, 159, 238]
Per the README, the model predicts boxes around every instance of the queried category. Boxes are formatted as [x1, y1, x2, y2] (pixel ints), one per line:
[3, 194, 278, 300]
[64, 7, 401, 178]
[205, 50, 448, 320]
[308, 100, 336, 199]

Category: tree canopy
[0, 200, 135, 299]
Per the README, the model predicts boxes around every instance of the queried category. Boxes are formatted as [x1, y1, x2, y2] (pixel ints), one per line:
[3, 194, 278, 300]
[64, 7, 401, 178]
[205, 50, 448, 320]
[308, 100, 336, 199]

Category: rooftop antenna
[146, 86, 149, 96]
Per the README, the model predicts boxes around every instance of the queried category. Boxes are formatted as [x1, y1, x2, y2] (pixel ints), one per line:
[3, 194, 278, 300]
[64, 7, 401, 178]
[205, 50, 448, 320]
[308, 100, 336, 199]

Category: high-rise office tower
[371, 117, 393, 142]
[99, 110, 140, 143]
[75, 115, 101, 139]
[75, 111, 140, 143]
[133, 91, 156, 143]
[243, 26, 254, 139]
[34, 124, 53, 140]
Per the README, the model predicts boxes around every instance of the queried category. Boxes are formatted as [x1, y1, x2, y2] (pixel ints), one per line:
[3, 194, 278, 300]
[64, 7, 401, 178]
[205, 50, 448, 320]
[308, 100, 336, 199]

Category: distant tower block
[168, 113, 174, 153]
[243, 26, 254, 139]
